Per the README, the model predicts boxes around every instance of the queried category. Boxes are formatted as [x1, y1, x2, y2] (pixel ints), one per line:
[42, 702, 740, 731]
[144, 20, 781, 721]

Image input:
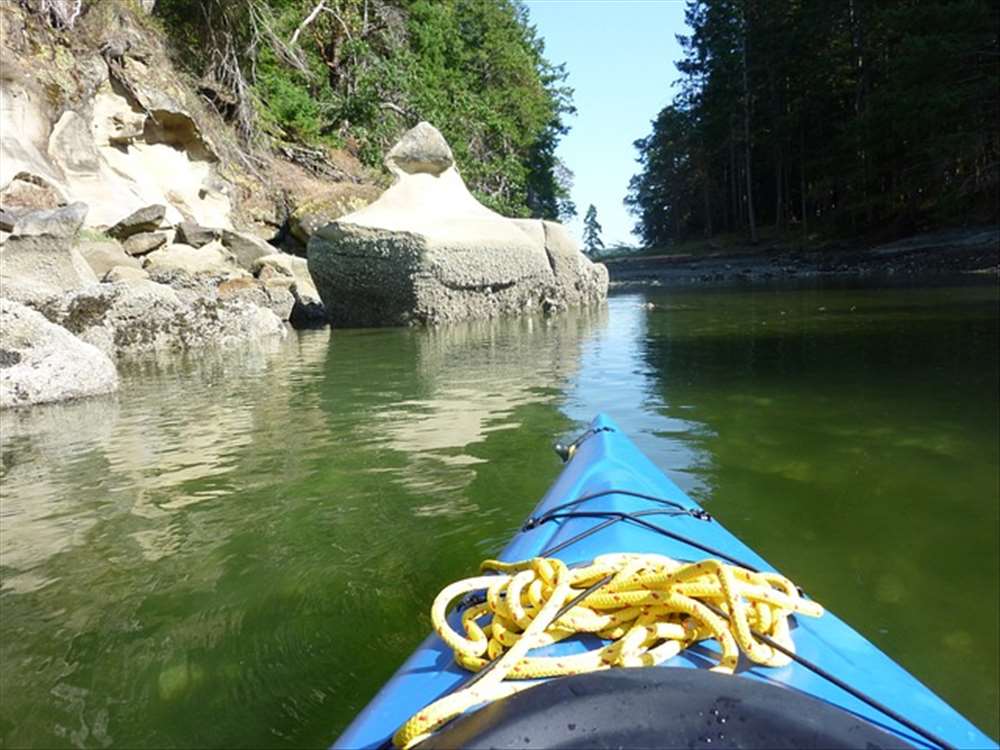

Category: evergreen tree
[582, 204, 605, 256]
[626, 0, 999, 246]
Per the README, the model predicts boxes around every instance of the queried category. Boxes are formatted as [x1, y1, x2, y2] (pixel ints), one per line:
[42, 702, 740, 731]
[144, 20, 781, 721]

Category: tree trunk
[741, 8, 758, 244]
[775, 148, 784, 232]
[722, 164, 731, 232]
[729, 129, 739, 229]
[702, 137, 713, 237]
[703, 172, 713, 238]
[800, 125, 808, 238]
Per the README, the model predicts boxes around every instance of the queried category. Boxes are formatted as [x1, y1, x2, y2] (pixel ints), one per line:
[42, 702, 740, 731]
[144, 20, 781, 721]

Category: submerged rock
[307, 122, 607, 327]
[0, 298, 118, 409]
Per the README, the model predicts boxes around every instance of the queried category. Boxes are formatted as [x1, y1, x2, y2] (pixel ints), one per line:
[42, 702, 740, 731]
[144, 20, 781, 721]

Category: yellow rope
[393, 553, 823, 749]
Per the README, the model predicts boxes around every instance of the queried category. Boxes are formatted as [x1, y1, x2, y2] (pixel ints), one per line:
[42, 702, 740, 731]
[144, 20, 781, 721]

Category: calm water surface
[1, 280, 997, 746]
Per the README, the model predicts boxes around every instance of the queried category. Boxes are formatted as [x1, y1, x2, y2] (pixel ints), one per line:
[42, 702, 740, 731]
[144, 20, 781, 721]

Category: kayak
[334, 413, 997, 750]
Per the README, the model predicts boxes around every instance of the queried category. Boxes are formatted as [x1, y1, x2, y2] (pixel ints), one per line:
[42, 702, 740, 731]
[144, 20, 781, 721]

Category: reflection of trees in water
[632, 286, 999, 737]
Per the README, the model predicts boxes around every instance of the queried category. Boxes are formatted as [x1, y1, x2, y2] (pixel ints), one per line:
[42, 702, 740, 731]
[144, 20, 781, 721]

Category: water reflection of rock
[0, 332, 331, 590]
[361, 306, 608, 504]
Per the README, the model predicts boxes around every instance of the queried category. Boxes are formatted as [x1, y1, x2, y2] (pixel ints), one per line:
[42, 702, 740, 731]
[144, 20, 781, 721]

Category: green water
[1, 280, 997, 747]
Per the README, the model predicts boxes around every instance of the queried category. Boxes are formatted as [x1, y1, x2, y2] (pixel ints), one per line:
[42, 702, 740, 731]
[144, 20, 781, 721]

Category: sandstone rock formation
[0, 1, 354, 410]
[307, 122, 607, 327]
[108, 205, 167, 239]
[175, 221, 219, 248]
[1, 298, 118, 409]
[253, 253, 326, 326]
[142, 241, 239, 276]
[77, 239, 143, 276]
[34, 280, 287, 360]
[0, 206, 98, 304]
[0, 50, 231, 229]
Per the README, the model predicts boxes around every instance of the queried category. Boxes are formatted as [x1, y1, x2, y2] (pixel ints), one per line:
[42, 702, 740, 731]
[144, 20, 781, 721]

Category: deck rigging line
[380, 486, 954, 749]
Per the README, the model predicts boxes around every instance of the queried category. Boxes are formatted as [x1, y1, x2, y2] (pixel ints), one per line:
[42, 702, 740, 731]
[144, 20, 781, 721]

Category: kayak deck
[334, 414, 996, 749]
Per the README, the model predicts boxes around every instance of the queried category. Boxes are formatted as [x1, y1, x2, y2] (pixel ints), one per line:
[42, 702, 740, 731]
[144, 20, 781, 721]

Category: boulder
[35, 281, 286, 360]
[0, 208, 23, 233]
[143, 241, 238, 276]
[123, 231, 168, 257]
[108, 204, 167, 240]
[217, 277, 295, 322]
[307, 122, 608, 327]
[220, 229, 276, 270]
[253, 252, 326, 327]
[103, 265, 150, 283]
[77, 239, 142, 276]
[0, 235, 99, 304]
[540, 221, 609, 306]
[0, 176, 65, 213]
[11, 202, 88, 238]
[0, 298, 118, 409]
[385, 121, 455, 176]
[175, 221, 219, 248]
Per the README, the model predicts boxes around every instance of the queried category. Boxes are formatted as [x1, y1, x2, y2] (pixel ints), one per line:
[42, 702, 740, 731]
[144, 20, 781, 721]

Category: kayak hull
[334, 414, 996, 750]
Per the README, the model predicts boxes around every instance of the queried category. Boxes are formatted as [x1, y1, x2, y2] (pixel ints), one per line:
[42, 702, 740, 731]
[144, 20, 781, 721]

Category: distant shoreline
[602, 226, 999, 288]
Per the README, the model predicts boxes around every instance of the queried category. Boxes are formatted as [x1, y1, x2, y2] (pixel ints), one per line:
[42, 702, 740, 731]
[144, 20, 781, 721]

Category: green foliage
[582, 204, 604, 255]
[628, 0, 999, 247]
[153, 0, 574, 220]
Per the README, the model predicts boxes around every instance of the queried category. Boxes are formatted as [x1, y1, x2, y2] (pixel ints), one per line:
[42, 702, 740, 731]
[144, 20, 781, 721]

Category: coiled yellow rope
[393, 553, 823, 749]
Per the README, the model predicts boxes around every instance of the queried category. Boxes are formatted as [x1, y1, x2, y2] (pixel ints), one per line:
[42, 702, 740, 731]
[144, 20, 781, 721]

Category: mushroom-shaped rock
[385, 121, 455, 177]
[307, 122, 607, 327]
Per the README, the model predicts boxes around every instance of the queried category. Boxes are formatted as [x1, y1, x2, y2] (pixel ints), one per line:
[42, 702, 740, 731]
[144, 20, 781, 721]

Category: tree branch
[289, 1, 326, 48]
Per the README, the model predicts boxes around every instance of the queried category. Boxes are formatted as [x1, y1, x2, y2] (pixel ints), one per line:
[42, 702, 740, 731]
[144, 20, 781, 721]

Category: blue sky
[524, 0, 689, 246]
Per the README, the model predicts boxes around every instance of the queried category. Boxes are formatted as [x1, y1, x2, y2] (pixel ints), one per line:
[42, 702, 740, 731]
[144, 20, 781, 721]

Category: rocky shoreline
[0, 201, 325, 409]
[1, 124, 608, 411]
[604, 227, 999, 288]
